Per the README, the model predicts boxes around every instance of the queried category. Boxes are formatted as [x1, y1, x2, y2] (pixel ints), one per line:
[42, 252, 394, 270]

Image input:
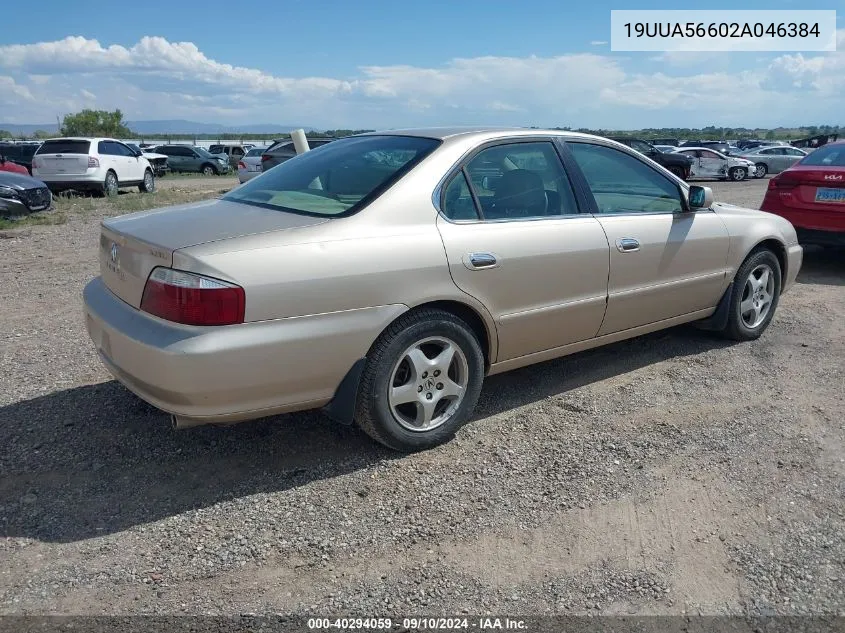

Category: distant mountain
[0, 120, 316, 136]
[127, 120, 316, 135]
[0, 123, 60, 136]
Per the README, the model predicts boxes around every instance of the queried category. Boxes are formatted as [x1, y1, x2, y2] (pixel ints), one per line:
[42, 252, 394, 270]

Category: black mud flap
[695, 282, 733, 331]
[322, 358, 366, 426]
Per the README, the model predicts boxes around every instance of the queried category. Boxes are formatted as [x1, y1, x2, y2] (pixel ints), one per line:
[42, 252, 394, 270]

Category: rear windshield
[799, 144, 845, 167]
[36, 140, 91, 155]
[209, 145, 224, 153]
[245, 147, 264, 157]
[223, 135, 440, 217]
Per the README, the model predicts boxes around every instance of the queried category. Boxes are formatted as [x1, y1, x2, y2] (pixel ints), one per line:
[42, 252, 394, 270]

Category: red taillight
[769, 174, 798, 190]
[140, 268, 245, 326]
[261, 154, 271, 162]
[237, 161, 246, 169]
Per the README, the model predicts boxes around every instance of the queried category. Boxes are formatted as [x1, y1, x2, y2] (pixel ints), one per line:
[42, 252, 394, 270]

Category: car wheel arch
[751, 239, 787, 293]
[735, 238, 787, 294]
[322, 299, 495, 429]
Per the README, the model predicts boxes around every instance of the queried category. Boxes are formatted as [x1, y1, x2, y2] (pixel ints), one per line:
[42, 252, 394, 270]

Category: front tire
[201, 164, 216, 176]
[719, 249, 782, 341]
[139, 169, 155, 193]
[729, 167, 747, 181]
[355, 309, 485, 452]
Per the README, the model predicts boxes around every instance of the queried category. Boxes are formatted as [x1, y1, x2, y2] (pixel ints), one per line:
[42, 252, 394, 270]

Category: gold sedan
[83, 128, 802, 451]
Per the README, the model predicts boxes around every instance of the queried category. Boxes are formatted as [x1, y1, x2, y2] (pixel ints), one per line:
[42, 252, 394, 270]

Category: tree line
[0, 109, 841, 142]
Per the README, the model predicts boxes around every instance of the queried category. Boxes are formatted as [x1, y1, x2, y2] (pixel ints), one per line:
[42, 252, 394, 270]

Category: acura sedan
[83, 128, 802, 452]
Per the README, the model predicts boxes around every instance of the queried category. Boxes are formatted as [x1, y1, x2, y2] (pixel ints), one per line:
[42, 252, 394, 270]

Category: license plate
[815, 187, 845, 203]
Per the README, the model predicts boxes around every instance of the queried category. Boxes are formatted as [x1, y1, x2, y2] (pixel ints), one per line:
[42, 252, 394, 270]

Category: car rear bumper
[83, 276, 405, 424]
[237, 170, 260, 183]
[795, 227, 845, 247]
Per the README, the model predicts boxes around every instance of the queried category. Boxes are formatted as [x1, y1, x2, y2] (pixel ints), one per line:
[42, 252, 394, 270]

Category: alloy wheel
[740, 264, 775, 329]
[388, 336, 469, 432]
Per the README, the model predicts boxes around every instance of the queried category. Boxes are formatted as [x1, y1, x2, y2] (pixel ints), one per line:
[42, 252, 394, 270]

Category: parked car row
[607, 136, 811, 181]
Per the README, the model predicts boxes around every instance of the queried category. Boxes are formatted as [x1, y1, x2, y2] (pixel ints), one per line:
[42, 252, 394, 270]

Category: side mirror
[688, 185, 713, 209]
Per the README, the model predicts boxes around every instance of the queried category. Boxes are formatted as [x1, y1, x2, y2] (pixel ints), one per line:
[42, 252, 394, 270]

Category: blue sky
[1, 0, 842, 129]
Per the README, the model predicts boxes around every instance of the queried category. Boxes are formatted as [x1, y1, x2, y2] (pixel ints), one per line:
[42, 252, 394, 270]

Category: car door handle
[464, 252, 499, 270]
[616, 238, 640, 253]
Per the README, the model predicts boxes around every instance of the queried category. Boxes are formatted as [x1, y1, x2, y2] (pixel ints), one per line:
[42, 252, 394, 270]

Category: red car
[760, 141, 845, 246]
[0, 155, 29, 175]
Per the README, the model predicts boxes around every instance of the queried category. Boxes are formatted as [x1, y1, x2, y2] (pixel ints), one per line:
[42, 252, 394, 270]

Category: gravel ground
[1, 175, 843, 617]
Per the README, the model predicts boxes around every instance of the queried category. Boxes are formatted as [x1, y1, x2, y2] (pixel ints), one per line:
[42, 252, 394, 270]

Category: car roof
[42, 137, 114, 142]
[359, 126, 603, 144]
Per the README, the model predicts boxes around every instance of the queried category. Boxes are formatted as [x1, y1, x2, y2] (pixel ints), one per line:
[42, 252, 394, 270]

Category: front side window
[630, 140, 654, 154]
[223, 135, 440, 217]
[568, 142, 684, 214]
[701, 150, 724, 160]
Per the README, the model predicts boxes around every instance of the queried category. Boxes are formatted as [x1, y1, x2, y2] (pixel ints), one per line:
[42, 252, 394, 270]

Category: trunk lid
[99, 198, 329, 307]
[35, 139, 92, 176]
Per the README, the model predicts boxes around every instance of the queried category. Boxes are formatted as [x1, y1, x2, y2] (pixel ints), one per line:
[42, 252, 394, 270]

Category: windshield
[127, 144, 140, 152]
[196, 147, 216, 158]
[798, 144, 845, 167]
[223, 135, 440, 217]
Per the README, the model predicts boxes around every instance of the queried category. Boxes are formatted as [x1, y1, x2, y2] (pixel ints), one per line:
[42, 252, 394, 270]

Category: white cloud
[590, 41, 608, 46]
[0, 34, 842, 129]
[0, 76, 33, 104]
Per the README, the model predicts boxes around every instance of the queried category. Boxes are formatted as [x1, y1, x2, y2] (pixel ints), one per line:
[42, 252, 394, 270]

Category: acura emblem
[824, 174, 843, 181]
[110, 242, 119, 264]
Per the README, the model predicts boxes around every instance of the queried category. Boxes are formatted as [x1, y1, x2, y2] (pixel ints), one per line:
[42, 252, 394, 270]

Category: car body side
[83, 129, 800, 427]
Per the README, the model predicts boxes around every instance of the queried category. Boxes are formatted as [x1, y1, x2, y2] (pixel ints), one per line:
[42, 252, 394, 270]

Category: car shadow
[0, 327, 733, 543]
[796, 245, 845, 287]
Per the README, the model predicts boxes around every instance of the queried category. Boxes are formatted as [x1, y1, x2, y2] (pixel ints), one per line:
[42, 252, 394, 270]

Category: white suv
[32, 138, 155, 195]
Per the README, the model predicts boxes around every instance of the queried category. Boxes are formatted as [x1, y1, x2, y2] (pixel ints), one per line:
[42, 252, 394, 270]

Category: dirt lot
[1, 175, 843, 617]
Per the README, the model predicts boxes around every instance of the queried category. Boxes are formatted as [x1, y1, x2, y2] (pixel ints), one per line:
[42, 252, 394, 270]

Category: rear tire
[729, 167, 747, 181]
[201, 164, 216, 176]
[355, 309, 485, 452]
[101, 170, 118, 197]
[139, 169, 155, 193]
[755, 163, 768, 178]
[718, 249, 781, 341]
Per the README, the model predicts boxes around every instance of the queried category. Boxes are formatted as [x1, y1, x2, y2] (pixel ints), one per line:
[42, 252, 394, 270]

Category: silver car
[738, 146, 808, 178]
[83, 128, 802, 452]
[236, 147, 265, 183]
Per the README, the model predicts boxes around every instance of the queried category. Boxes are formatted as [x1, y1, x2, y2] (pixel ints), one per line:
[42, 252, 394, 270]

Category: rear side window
[461, 142, 579, 220]
[36, 140, 91, 155]
[442, 171, 480, 221]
